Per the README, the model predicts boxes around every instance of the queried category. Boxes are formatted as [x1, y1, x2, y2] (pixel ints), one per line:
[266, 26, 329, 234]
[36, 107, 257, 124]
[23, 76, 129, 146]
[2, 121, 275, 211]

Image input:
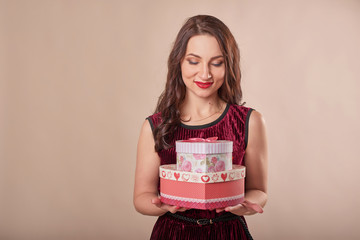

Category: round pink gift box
[159, 164, 245, 210]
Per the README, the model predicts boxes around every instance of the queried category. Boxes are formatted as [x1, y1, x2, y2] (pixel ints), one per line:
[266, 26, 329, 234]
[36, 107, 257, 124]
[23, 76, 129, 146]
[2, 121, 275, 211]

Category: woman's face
[181, 34, 225, 100]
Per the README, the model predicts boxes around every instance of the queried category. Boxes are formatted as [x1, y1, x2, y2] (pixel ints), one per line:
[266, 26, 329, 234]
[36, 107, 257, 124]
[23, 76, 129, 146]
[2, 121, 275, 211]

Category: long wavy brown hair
[153, 15, 243, 151]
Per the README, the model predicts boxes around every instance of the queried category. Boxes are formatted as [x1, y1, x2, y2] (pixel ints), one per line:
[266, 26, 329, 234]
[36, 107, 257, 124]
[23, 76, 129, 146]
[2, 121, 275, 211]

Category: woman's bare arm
[133, 120, 187, 215]
[219, 110, 268, 215]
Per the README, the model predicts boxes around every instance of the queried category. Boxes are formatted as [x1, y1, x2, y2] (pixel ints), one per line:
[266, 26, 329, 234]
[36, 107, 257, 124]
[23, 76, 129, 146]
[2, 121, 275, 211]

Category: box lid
[176, 139, 233, 154]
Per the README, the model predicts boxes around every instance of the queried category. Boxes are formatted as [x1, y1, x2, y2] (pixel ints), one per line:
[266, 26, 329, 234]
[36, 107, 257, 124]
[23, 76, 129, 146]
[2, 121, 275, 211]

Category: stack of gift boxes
[159, 137, 246, 210]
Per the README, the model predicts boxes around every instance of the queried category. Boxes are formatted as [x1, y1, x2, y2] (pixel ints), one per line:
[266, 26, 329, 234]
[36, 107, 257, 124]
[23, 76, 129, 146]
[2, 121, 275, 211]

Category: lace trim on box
[160, 193, 244, 203]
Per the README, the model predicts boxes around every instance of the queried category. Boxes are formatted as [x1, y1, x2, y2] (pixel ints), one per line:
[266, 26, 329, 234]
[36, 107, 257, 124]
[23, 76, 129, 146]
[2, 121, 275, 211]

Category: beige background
[1, 0, 360, 239]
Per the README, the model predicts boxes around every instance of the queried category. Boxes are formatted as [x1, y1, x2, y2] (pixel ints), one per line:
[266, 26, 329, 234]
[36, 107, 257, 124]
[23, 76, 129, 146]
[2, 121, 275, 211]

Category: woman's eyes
[188, 60, 199, 65]
[211, 62, 223, 67]
[187, 60, 223, 67]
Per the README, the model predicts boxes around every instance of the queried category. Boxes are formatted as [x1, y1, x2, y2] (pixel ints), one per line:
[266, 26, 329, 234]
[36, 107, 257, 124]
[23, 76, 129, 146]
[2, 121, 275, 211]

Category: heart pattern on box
[191, 175, 199, 182]
[174, 172, 180, 180]
[212, 174, 219, 181]
[159, 164, 245, 184]
[201, 175, 210, 183]
[229, 172, 235, 180]
[182, 173, 190, 182]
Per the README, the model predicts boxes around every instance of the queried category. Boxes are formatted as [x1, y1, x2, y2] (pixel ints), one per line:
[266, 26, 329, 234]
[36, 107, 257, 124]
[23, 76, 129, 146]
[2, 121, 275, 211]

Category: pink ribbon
[183, 137, 219, 142]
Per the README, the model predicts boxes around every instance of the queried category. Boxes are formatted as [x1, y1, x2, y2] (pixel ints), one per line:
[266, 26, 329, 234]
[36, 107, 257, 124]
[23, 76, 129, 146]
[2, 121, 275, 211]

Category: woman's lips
[194, 81, 213, 89]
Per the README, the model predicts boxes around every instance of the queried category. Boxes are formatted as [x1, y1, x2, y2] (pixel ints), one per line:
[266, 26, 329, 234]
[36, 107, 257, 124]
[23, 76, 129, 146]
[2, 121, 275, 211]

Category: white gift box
[175, 138, 233, 173]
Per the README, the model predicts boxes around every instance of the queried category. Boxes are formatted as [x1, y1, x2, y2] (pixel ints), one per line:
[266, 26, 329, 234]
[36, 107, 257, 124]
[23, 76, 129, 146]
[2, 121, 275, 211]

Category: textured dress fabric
[147, 104, 254, 240]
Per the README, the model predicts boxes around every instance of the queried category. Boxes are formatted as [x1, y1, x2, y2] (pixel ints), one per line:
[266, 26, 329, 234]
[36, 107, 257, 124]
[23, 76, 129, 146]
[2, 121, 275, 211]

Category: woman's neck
[180, 95, 226, 124]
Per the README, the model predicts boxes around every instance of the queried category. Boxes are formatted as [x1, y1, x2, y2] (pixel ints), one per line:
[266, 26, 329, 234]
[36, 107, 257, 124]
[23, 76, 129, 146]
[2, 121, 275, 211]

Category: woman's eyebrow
[186, 53, 224, 60]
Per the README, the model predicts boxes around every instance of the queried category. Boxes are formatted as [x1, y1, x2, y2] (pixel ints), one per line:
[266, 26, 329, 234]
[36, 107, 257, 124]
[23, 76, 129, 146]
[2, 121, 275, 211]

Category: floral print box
[176, 138, 233, 173]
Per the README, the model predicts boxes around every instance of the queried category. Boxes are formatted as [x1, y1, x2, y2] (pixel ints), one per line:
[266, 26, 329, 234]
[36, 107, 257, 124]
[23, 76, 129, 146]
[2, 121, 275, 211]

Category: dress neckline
[180, 103, 230, 130]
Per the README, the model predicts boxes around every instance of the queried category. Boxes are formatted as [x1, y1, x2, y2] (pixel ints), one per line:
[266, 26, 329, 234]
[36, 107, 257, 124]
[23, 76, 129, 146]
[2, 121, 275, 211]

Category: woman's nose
[199, 64, 211, 80]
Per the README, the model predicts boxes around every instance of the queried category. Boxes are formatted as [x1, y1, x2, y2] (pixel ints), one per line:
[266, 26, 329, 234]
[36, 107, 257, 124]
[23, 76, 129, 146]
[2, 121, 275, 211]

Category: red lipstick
[195, 81, 213, 89]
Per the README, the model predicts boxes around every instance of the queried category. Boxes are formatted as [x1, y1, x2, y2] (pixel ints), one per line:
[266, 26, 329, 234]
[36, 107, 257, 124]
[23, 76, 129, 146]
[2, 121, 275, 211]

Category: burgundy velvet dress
[147, 104, 254, 240]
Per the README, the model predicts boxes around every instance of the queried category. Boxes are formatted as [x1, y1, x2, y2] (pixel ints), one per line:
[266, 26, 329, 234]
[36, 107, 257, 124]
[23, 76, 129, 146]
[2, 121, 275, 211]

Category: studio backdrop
[1, 0, 359, 239]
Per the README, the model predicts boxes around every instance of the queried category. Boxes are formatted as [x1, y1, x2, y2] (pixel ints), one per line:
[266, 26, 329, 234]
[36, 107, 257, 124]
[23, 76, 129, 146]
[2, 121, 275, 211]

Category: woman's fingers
[216, 207, 225, 213]
[168, 205, 188, 213]
[169, 206, 180, 213]
[242, 200, 264, 213]
[152, 198, 261, 215]
[176, 207, 188, 212]
[151, 198, 188, 213]
[224, 201, 264, 215]
[225, 203, 252, 216]
[151, 197, 162, 208]
[225, 204, 246, 213]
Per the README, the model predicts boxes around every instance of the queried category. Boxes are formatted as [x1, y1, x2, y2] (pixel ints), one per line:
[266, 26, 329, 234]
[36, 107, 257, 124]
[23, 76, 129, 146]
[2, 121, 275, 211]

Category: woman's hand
[216, 110, 268, 217]
[216, 200, 264, 216]
[151, 196, 188, 214]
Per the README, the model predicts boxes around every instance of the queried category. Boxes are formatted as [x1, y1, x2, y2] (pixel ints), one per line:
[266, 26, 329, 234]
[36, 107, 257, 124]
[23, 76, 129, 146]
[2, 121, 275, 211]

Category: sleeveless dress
[147, 104, 254, 240]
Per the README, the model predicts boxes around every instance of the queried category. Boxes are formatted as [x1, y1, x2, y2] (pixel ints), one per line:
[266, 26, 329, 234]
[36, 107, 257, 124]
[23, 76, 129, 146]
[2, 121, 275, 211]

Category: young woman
[134, 15, 268, 240]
